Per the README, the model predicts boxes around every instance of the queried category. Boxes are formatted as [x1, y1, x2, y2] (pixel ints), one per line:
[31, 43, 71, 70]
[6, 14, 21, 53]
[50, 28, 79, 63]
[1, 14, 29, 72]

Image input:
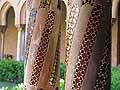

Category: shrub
[60, 63, 65, 79]
[0, 60, 24, 83]
[60, 63, 65, 90]
[111, 67, 120, 90]
[60, 79, 64, 90]
[11, 83, 24, 90]
[0, 83, 24, 90]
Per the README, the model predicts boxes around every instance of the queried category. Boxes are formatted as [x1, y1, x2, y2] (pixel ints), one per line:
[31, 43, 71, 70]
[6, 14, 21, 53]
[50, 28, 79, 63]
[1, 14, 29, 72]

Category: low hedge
[0, 60, 24, 83]
[60, 63, 65, 90]
[111, 67, 120, 90]
[60, 63, 65, 79]
[1, 61, 120, 90]
[0, 61, 64, 84]
[0, 82, 24, 90]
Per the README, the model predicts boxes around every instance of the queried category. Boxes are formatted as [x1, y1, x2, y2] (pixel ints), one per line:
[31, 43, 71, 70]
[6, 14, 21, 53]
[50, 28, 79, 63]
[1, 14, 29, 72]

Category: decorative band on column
[82, 0, 95, 6]
[71, 5, 103, 90]
[39, 0, 51, 8]
[30, 10, 56, 87]
[49, 31, 61, 86]
[25, 8, 37, 60]
[93, 38, 111, 90]
[65, 4, 80, 64]
[27, 0, 33, 10]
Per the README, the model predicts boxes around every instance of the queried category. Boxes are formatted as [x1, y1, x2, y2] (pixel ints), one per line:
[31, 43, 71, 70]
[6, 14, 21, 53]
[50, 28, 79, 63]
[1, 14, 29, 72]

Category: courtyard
[0, 0, 120, 90]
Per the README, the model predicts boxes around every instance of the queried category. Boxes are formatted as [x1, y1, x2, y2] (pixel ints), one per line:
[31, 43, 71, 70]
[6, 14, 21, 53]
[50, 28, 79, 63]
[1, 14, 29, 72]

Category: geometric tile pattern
[25, 8, 37, 60]
[30, 10, 55, 86]
[93, 38, 111, 90]
[49, 31, 61, 86]
[39, 0, 50, 8]
[27, 0, 32, 9]
[71, 5, 103, 90]
[82, 0, 95, 6]
[65, 4, 80, 64]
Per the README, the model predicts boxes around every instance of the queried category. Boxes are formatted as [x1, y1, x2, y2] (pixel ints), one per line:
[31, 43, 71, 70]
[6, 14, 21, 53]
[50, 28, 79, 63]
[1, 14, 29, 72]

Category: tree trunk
[24, 0, 61, 90]
[65, 0, 112, 90]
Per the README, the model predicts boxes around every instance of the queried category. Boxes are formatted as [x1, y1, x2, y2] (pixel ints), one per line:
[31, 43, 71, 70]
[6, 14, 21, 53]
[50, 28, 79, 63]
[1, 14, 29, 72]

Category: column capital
[0, 25, 7, 33]
[16, 24, 26, 61]
[15, 24, 26, 31]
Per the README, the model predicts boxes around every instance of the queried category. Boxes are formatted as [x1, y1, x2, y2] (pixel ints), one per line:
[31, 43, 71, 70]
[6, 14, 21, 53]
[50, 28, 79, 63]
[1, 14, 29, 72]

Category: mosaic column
[24, 0, 61, 90]
[0, 25, 6, 59]
[65, 0, 112, 90]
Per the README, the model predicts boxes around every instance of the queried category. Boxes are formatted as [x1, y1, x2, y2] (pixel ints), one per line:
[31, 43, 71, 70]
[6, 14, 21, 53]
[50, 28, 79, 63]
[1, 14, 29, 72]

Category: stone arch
[4, 6, 17, 60]
[6, 7, 15, 25]
[20, 1, 26, 24]
[0, 1, 15, 25]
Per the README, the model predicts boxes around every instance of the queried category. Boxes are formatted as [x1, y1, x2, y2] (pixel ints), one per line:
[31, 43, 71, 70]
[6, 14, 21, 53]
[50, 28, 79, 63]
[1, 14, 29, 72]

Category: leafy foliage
[60, 63, 65, 79]
[0, 82, 23, 90]
[1, 61, 119, 90]
[60, 79, 64, 90]
[111, 67, 120, 90]
[60, 63, 65, 90]
[0, 60, 24, 83]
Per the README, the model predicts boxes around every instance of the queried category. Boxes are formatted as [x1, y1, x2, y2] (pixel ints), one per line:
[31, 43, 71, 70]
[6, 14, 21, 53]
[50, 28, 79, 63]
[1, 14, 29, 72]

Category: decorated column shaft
[65, 0, 112, 90]
[24, 0, 61, 90]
